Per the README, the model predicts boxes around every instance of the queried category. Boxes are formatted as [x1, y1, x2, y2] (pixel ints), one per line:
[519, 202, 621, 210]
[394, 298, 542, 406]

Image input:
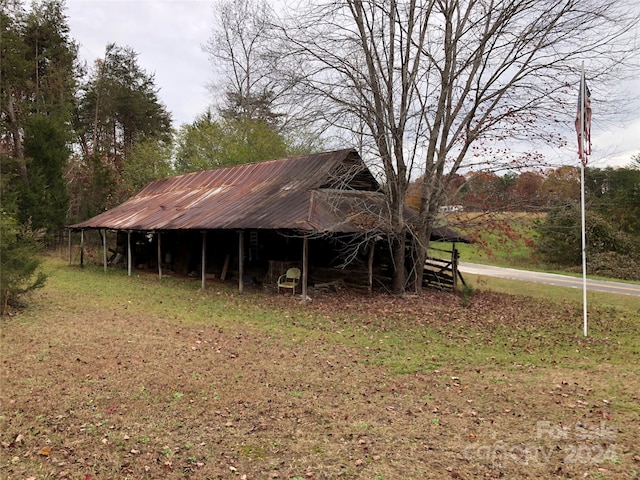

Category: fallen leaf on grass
[38, 447, 51, 456]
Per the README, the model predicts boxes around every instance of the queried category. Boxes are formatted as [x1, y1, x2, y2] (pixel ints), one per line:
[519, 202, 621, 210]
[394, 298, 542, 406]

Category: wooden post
[157, 232, 162, 280]
[127, 231, 132, 276]
[452, 243, 458, 292]
[201, 231, 206, 290]
[103, 229, 107, 272]
[80, 229, 84, 268]
[221, 254, 230, 281]
[302, 236, 308, 304]
[238, 231, 244, 294]
[368, 241, 375, 295]
[68, 229, 72, 266]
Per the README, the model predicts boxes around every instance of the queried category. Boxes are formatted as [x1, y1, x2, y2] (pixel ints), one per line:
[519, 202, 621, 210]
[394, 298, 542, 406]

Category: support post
[157, 232, 162, 280]
[127, 231, 132, 276]
[238, 231, 244, 294]
[103, 229, 107, 272]
[68, 229, 72, 266]
[221, 254, 230, 281]
[452, 243, 458, 292]
[80, 229, 84, 268]
[302, 236, 308, 304]
[201, 231, 207, 290]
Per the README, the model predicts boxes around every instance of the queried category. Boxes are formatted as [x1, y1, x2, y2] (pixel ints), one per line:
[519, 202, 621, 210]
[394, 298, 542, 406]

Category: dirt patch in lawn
[1, 271, 639, 479]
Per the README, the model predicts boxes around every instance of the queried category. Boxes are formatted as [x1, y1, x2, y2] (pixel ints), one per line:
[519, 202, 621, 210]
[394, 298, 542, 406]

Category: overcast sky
[67, 0, 215, 129]
[65, 0, 639, 169]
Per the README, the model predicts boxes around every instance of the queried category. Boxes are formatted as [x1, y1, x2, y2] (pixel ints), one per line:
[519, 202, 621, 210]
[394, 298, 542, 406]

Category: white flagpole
[579, 62, 588, 337]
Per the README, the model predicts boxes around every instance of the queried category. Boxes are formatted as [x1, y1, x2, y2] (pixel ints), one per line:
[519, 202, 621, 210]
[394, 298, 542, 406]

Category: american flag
[574, 72, 592, 165]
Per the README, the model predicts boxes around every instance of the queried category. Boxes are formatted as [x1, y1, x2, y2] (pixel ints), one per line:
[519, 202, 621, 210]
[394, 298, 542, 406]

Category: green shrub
[587, 251, 640, 281]
[0, 211, 47, 315]
[534, 203, 638, 276]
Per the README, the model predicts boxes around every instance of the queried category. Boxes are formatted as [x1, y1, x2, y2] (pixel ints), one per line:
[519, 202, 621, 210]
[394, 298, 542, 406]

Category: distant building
[438, 205, 464, 213]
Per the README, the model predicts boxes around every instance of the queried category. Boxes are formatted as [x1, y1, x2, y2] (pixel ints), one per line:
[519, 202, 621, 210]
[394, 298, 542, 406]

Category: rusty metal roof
[69, 148, 468, 242]
[71, 149, 376, 232]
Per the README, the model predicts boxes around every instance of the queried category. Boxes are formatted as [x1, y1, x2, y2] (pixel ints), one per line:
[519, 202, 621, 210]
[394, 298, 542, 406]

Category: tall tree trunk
[412, 223, 433, 293]
[391, 232, 406, 294]
[5, 90, 27, 181]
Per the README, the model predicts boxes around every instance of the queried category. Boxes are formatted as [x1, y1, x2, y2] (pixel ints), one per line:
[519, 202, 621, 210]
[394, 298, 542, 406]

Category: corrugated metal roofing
[69, 148, 469, 242]
[71, 149, 376, 232]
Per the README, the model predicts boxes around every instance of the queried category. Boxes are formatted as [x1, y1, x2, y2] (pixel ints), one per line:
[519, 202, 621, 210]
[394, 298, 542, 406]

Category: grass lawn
[434, 212, 544, 268]
[1, 255, 639, 479]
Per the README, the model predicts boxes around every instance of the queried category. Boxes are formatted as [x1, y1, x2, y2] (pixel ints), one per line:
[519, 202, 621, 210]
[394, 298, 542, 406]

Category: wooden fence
[423, 245, 466, 292]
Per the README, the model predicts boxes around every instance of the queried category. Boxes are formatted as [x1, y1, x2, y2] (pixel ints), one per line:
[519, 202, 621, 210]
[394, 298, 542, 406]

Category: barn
[68, 149, 467, 295]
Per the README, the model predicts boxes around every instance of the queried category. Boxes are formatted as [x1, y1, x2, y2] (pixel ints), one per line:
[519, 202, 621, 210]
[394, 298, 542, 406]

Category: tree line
[1, 1, 311, 244]
[0, 0, 304, 311]
[2, 0, 638, 309]
[408, 161, 640, 280]
[410, 163, 640, 223]
[535, 161, 640, 279]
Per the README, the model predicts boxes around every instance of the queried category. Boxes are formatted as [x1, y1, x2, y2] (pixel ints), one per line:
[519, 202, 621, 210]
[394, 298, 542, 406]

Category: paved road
[458, 262, 640, 297]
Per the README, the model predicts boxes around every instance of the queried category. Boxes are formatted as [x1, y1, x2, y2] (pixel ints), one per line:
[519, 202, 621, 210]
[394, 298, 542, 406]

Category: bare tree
[203, 0, 328, 154]
[204, 0, 282, 126]
[277, 0, 639, 292]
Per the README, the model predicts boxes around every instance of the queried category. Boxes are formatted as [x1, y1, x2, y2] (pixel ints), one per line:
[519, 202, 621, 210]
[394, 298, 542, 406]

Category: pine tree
[1, 0, 78, 241]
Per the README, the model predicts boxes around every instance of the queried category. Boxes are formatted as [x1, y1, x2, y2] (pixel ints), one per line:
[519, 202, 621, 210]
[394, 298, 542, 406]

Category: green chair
[277, 267, 301, 294]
